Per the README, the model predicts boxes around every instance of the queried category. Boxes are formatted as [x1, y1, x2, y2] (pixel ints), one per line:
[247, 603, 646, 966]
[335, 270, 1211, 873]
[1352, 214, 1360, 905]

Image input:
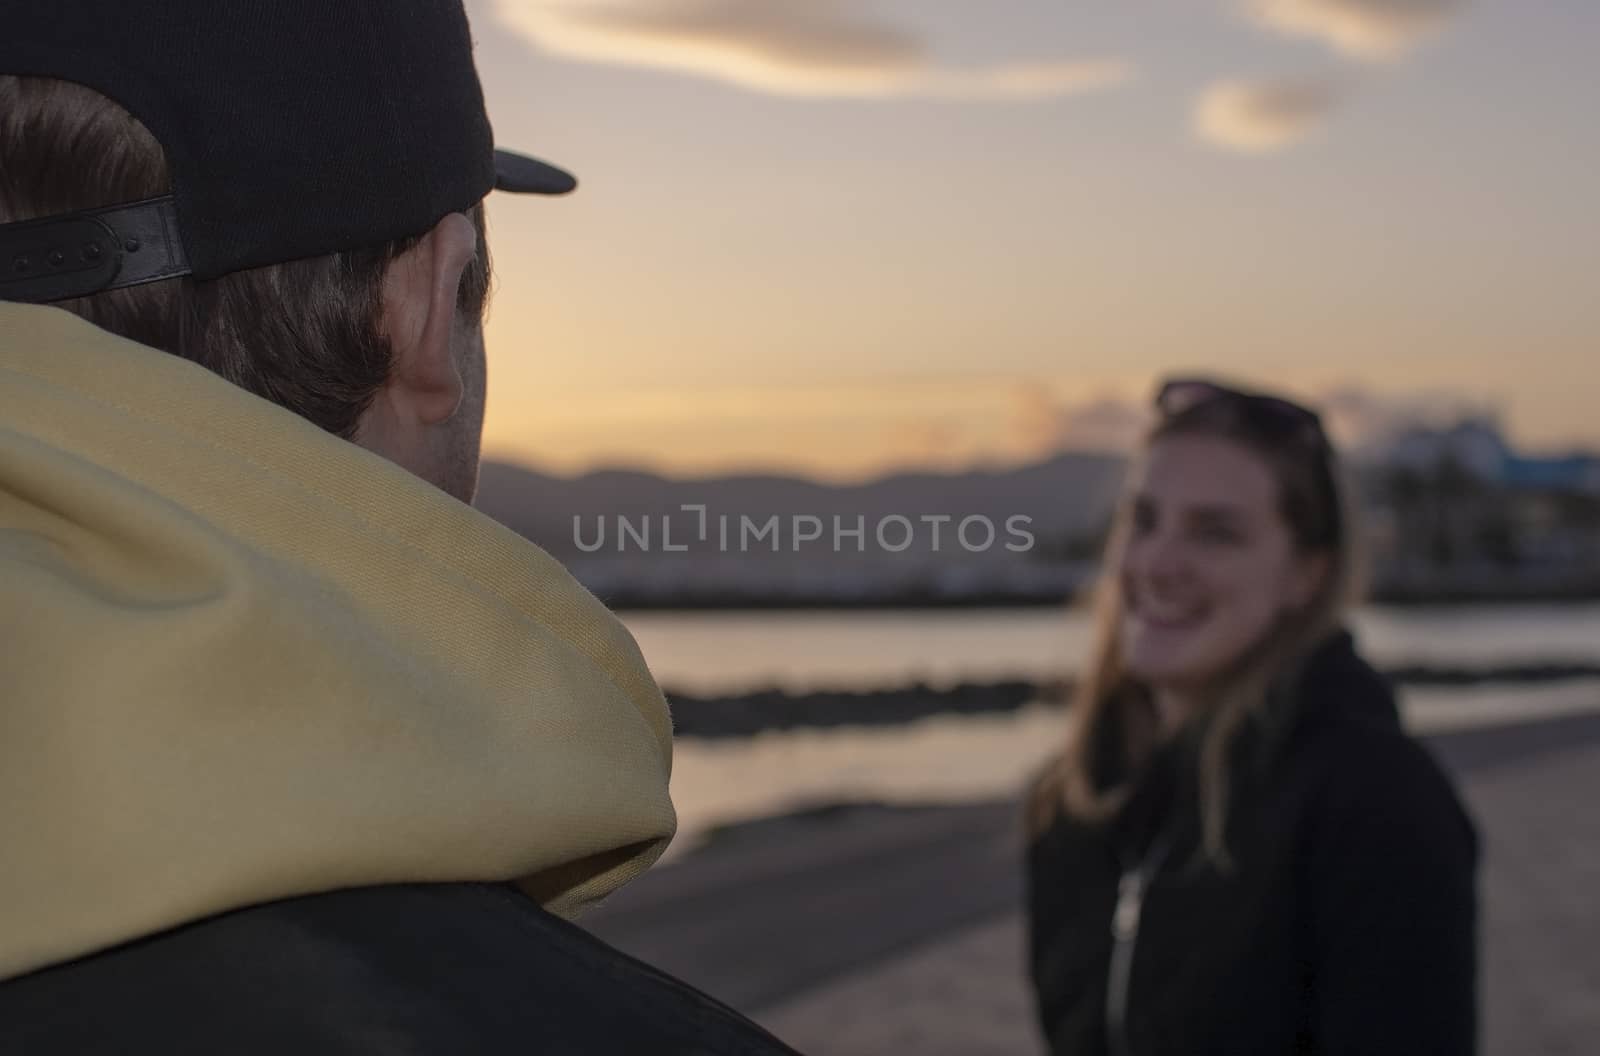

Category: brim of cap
[494, 149, 578, 195]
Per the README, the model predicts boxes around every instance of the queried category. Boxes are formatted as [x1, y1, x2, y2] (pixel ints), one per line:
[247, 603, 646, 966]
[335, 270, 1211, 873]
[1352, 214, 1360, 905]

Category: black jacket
[1025, 628, 1479, 1056]
[0, 882, 802, 1055]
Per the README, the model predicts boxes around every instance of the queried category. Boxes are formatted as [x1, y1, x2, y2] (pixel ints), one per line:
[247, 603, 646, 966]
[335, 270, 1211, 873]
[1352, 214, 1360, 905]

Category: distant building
[1381, 417, 1509, 481]
[1361, 416, 1600, 595]
[1504, 453, 1600, 495]
[1378, 417, 1600, 495]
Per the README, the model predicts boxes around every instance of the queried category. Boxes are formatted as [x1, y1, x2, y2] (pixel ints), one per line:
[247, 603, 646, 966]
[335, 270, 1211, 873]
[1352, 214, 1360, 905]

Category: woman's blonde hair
[1026, 383, 1367, 863]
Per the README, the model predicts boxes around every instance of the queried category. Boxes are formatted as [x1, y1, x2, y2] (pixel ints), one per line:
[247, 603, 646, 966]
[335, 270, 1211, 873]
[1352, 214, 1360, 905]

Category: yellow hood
[0, 303, 675, 981]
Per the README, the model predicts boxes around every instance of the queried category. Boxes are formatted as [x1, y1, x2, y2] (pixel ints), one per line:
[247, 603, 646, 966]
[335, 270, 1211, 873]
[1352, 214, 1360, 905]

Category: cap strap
[0, 196, 190, 304]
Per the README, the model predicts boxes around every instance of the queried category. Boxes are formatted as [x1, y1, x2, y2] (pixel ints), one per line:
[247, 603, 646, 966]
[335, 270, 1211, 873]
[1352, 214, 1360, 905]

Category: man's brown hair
[0, 75, 491, 440]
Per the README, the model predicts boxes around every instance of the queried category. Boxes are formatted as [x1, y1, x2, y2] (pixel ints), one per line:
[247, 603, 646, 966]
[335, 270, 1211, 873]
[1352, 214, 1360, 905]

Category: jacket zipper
[1105, 832, 1172, 1056]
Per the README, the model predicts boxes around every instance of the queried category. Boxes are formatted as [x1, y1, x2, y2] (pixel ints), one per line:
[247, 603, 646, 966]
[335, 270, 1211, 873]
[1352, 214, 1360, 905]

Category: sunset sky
[463, 0, 1598, 481]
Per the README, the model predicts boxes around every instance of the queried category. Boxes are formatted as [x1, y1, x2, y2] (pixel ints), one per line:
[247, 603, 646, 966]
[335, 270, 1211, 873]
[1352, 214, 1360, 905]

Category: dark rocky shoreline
[665, 663, 1600, 740]
[603, 580, 1600, 610]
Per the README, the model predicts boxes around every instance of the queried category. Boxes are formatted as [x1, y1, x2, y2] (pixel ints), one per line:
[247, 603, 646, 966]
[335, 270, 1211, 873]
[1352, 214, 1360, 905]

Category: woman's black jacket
[1025, 628, 1479, 1056]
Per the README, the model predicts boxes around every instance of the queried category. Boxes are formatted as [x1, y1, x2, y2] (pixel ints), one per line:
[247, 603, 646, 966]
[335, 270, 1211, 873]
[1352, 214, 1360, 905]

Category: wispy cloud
[1245, 0, 1469, 60]
[491, 0, 1133, 100]
[1319, 383, 1500, 452]
[1015, 386, 1152, 455]
[1193, 76, 1347, 153]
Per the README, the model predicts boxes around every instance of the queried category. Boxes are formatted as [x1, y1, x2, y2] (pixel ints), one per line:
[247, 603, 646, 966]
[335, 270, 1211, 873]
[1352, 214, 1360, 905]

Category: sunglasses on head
[1154, 378, 1326, 441]
[1154, 377, 1342, 547]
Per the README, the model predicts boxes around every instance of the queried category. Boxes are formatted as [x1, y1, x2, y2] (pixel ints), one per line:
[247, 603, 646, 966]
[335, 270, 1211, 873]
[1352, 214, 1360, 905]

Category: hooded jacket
[0, 302, 798, 1053]
[1025, 628, 1480, 1056]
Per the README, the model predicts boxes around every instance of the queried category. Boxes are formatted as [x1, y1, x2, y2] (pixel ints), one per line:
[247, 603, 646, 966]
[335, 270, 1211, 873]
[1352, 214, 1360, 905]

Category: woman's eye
[1193, 522, 1242, 544]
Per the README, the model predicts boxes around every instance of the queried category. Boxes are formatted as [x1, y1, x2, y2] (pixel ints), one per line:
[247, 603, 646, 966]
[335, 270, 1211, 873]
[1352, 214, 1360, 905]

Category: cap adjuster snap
[0, 196, 190, 304]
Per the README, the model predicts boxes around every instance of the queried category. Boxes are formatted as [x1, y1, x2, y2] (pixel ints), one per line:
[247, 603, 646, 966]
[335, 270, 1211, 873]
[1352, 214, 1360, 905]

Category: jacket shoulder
[1290, 709, 1480, 868]
[0, 883, 802, 1056]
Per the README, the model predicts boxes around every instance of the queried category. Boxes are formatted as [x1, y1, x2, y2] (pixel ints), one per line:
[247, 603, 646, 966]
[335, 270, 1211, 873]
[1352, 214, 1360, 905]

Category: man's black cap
[0, 0, 574, 303]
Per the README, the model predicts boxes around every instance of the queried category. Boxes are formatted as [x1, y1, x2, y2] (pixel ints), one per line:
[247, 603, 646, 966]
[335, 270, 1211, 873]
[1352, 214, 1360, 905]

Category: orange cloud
[1193, 76, 1346, 153]
[491, 0, 1133, 100]
[1246, 0, 1469, 60]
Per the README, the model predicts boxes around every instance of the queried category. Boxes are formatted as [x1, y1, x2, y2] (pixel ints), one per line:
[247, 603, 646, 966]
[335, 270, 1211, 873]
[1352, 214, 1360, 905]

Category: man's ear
[378, 212, 478, 426]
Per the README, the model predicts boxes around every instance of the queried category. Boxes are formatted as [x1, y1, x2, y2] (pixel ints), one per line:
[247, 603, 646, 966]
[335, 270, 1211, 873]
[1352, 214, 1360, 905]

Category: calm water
[620, 603, 1600, 694]
[619, 604, 1600, 851]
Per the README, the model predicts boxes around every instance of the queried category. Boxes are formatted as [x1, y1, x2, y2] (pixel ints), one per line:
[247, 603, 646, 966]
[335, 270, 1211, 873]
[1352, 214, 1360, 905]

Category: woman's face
[1118, 433, 1327, 695]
